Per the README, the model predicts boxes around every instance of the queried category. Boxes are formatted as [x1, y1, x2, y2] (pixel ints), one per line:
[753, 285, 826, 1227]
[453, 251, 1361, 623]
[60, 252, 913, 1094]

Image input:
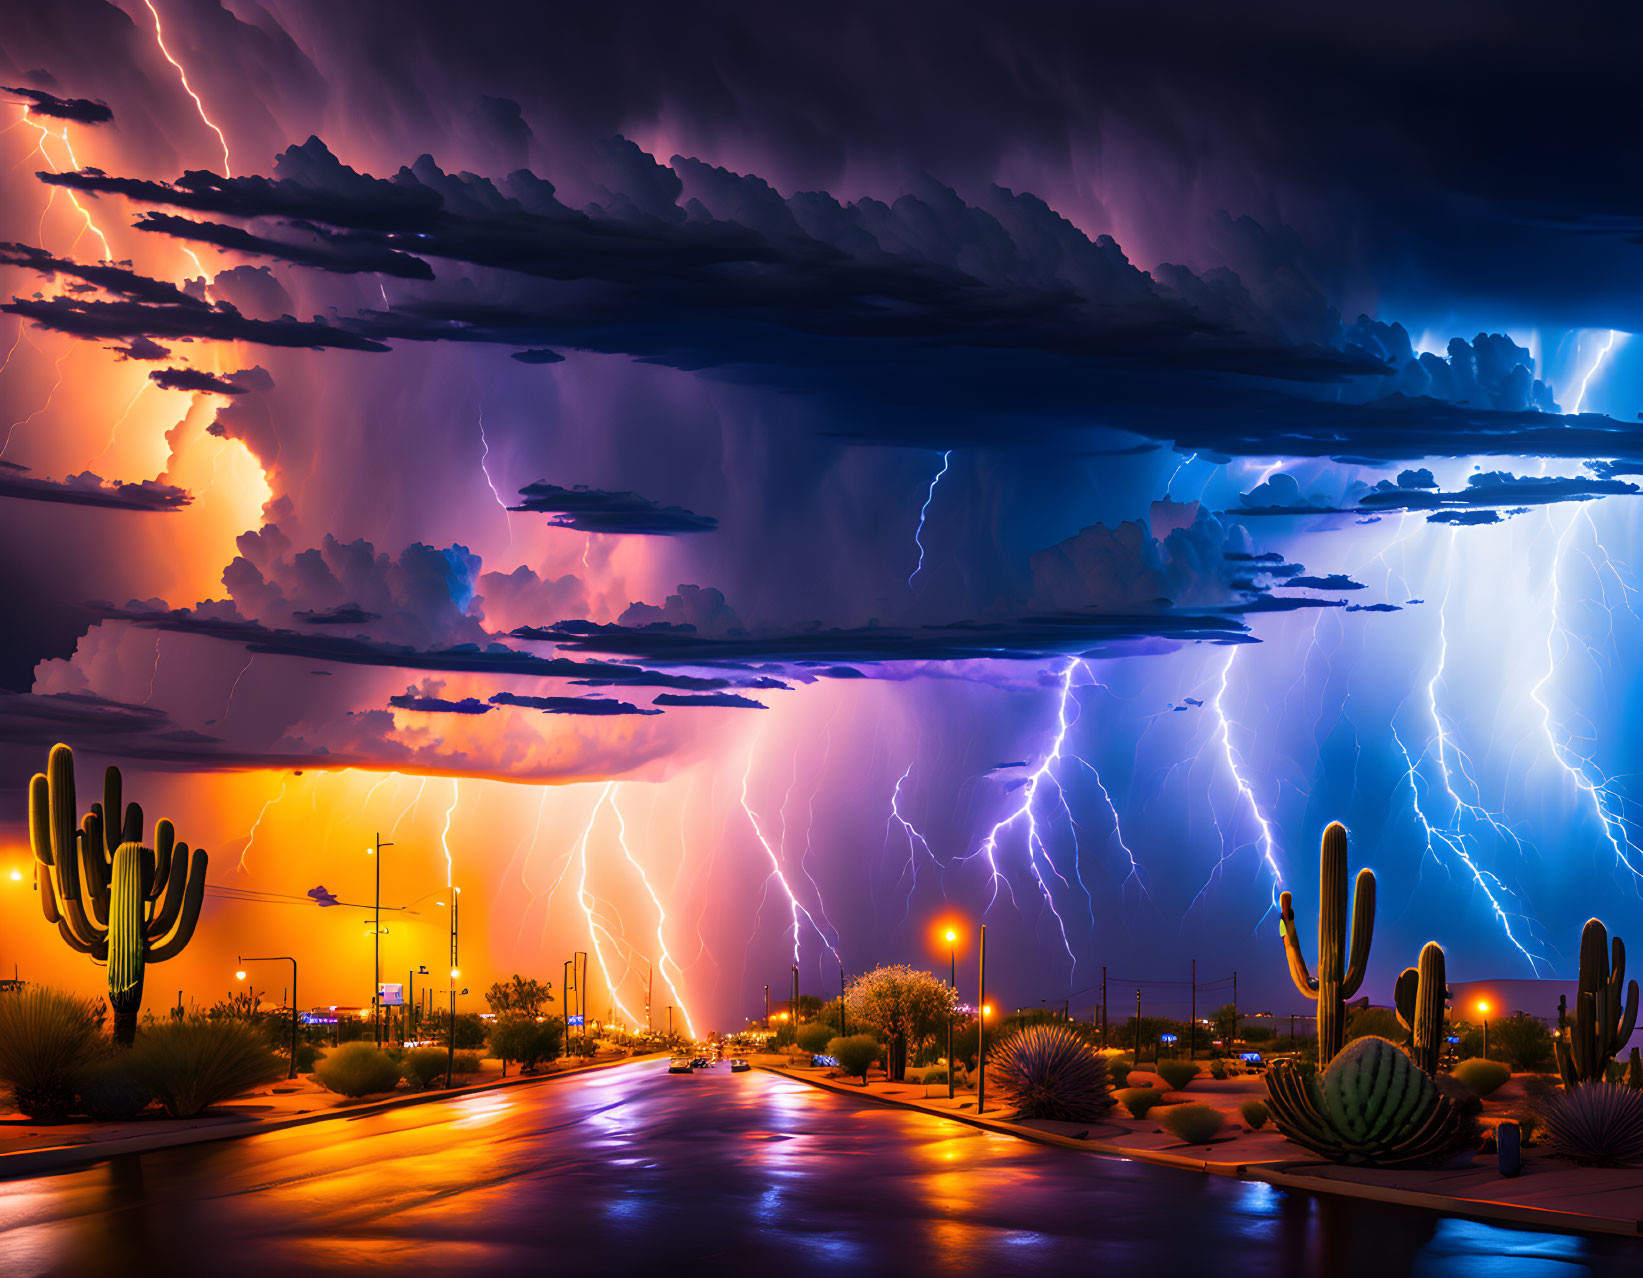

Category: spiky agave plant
[1536, 1082, 1643, 1166]
[988, 1023, 1113, 1122]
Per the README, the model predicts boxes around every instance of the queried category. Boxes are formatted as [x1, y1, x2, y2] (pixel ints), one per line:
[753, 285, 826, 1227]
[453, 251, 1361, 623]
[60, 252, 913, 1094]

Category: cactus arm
[55, 918, 97, 955]
[147, 842, 190, 940]
[103, 766, 122, 857]
[46, 744, 77, 867]
[37, 864, 61, 926]
[146, 847, 206, 962]
[1394, 967, 1418, 1032]
[1341, 868, 1376, 996]
[1278, 891, 1320, 995]
[120, 800, 143, 848]
[1620, 980, 1639, 1048]
[28, 773, 53, 867]
[150, 819, 175, 901]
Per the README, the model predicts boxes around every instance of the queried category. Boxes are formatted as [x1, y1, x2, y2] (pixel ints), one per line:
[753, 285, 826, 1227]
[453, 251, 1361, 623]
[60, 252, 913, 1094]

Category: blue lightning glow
[888, 764, 939, 922]
[907, 449, 952, 588]
[1193, 646, 1283, 913]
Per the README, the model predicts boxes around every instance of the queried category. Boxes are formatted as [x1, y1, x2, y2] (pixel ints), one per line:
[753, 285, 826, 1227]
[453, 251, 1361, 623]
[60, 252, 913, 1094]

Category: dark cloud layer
[510, 482, 718, 534]
[2, 86, 111, 125]
[0, 465, 190, 512]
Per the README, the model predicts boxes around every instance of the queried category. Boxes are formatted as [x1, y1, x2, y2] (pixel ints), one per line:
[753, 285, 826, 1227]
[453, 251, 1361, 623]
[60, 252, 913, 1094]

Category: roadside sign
[378, 983, 405, 1006]
[568, 1014, 585, 1026]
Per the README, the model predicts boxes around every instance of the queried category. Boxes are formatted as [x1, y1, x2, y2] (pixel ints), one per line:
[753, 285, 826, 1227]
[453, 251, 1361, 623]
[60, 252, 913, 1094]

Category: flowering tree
[846, 964, 958, 1080]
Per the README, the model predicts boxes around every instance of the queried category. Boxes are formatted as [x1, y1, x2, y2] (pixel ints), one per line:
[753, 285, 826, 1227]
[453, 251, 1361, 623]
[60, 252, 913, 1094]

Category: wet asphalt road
[0, 1059, 1634, 1276]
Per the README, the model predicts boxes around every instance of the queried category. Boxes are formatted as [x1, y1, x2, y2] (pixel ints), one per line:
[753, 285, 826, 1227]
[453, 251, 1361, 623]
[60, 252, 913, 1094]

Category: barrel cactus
[988, 1022, 1113, 1122]
[1278, 821, 1376, 1067]
[1394, 941, 1448, 1075]
[28, 744, 208, 1045]
[1554, 918, 1638, 1087]
[1265, 1035, 1478, 1166]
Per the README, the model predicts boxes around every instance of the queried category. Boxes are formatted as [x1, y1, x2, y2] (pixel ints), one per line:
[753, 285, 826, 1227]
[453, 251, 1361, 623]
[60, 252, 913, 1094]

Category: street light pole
[946, 929, 957, 1101]
[369, 834, 393, 1047]
[238, 955, 298, 1079]
[445, 887, 460, 1088]
[764, 984, 770, 1028]
[1190, 958, 1196, 1060]
[976, 923, 988, 1115]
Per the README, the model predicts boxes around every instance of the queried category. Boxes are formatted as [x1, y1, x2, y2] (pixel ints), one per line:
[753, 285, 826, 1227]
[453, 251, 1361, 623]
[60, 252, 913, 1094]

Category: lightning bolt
[2, 341, 70, 458]
[220, 652, 255, 721]
[907, 449, 951, 588]
[475, 401, 511, 534]
[609, 784, 698, 1038]
[237, 780, 287, 872]
[89, 378, 151, 467]
[390, 776, 428, 836]
[888, 764, 939, 922]
[143, 0, 232, 175]
[17, 111, 112, 260]
[575, 781, 642, 1027]
[740, 751, 841, 969]
[1194, 646, 1283, 913]
[971, 657, 1087, 969]
[440, 778, 459, 886]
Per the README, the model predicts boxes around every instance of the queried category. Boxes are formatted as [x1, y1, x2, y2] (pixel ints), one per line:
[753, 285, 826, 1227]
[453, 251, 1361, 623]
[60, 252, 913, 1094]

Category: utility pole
[647, 963, 653, 1033]
[1232, 970, 1238, 1049]
[764, 984, 770, 1028]
[1190, 958, 1196, 1059]
[1136, 988, 1142, 1061]
[839, 966, 846, 1038]
[976, 924, 988, 1116]
[1101, 966, 1108, 1047]
[370, 834, 393, 1046]
[792, 964, 800, 1022]
[443, 886, 461, 1087]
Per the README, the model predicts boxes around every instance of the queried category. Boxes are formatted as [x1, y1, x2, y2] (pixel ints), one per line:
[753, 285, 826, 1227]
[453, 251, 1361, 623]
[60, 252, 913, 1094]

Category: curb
[0, 1052, 667, 1182]
[762, 1066, 1643, 1238]
[758, 1065, 1261, 1175]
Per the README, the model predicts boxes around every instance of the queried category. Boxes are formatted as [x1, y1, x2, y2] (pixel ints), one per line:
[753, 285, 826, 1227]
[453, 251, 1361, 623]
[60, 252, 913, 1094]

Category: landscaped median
[760, 1061, 1643, 1237]
[0, 1052, 668, 1181]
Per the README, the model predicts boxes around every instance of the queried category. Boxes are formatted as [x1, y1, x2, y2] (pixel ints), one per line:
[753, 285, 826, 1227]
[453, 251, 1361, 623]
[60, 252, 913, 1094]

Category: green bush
[490, 1015, 564, 1071]
[1209, 1059, 1229, 1080]
[74, 1055, 152, 1120]
[452, 1049, 482, 1074]
[431, 1011, 487, 1049]
[1238, 1099, 1269, 1130]
[295, 1043, 320, 1073]
[1452, 1057, 1511, 1097]
[1491, 1013, 1554, 1072]
[1346, 1006, 1406, 1043]
[1158, 1102, 1225, 1144]
[796, 1022, 835, 1054]
[1115, 1087, 1164, 1119]
[827, 1035, 882, 1082]
[313, 1042, 402, 1097]
[0, 986, 104, 1120]
[1156, 1059, 1200, 1092]
[402, 1046, 454, 1089]
[129, 1018, 285, 1117]
[921, 1067, 949, 1085]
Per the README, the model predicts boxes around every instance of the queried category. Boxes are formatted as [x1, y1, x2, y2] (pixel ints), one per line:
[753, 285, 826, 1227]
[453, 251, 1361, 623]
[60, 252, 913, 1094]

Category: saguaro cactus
[1394, 941, 1449, 1076]
[28, 743, 208, 1044]
[1278, 821, 1375, 1067]
[1554, 918, 1638, 1086]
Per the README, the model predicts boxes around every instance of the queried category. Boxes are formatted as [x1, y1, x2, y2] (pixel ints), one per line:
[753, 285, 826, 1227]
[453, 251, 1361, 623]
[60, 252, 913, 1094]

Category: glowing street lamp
[1477, 1000, 1491, 1061]
[943, 925, 959, 1101]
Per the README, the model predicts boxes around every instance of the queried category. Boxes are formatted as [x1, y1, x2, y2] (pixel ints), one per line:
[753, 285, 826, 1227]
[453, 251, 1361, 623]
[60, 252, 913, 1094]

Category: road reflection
[0, 1061, 1629, 1276]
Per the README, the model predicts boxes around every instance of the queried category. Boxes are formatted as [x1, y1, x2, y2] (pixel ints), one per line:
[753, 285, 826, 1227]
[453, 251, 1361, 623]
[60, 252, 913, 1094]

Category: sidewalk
[0, 1052, 666, 1181]
[762, 1062, 1643, 1237]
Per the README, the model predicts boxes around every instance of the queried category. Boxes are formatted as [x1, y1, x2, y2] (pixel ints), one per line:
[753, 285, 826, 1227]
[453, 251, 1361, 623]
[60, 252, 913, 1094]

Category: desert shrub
[295, 1043, 320, 1073]
[313, 1042, 402, 1097]
[922, 1067, 948, 1086]
[129, 1018, 284, 1117]
[827, 1035, 882, 1082]
[1156, 1059, 1200, 1092]
[1209, 1059, 1228, 1080]
[1346, 1006, 1406, 1043]
[988, 1024, 1113, 1122]
[1452, 1058, 1511, 1097]
[1238, 1099, 1269, 1130]
[1158, 1103, 1224, 1144]
[1115, 1087, 1163, 1118]
[1537, 1082, 1643, 1166]
[489, 1015, 563, 1072]
[431, 1011, 487, 1049]
[1491, 1013, 1554, 1072]
[74, 1055, 153, 1120]
[402, 1046, 454, 1089]
[452, 1049, 482, 1074]
[0, 986, 104, 1120]
[796, 1021, 835, 1055]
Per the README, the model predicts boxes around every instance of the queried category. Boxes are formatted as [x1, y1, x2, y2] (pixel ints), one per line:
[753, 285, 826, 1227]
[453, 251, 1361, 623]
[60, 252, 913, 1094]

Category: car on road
[668, 1058, 695, 1074]
[729, 1058, 750, 1073]
[691, 1056, 710, 1068]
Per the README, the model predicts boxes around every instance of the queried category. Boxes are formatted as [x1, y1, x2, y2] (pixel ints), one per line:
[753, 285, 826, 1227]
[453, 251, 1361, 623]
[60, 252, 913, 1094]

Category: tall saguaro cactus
[1394, 941, 1448, 1076]
[1554, 918, 1638, 1086]
[1278, 821, 1375, 1067]
[28, 743, 209, 1044]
